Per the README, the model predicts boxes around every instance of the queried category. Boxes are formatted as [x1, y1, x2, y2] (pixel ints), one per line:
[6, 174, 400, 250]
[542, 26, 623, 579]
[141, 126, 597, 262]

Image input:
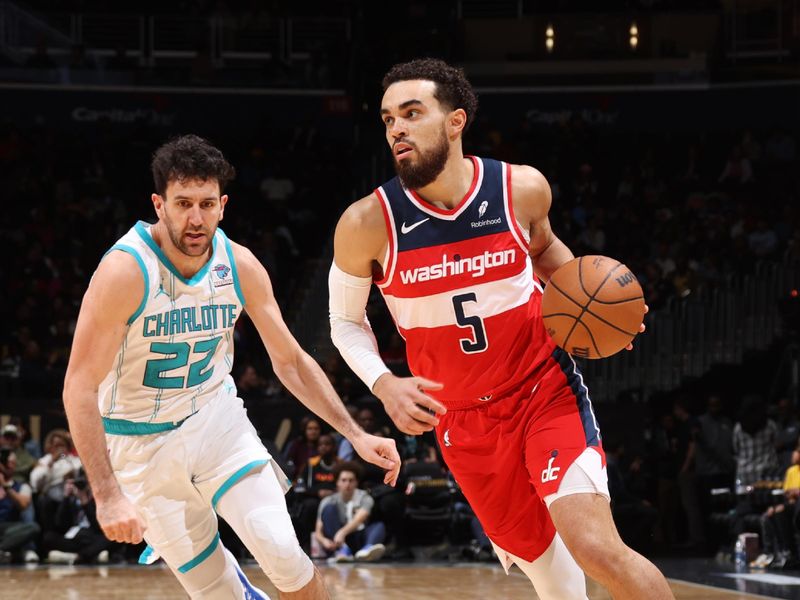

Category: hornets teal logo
[213, 264, 231, 279]
[212, 263, 233, 288]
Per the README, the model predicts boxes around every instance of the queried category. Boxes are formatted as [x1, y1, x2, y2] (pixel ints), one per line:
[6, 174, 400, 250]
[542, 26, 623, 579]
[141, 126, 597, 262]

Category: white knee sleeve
[494, 534, 588, 600]
[173, 542, 273, 599]
[217, 467, 314, 593]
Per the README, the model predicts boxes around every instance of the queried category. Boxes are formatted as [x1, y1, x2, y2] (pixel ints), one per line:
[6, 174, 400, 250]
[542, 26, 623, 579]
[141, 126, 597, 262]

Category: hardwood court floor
[2, 563, 780, 600]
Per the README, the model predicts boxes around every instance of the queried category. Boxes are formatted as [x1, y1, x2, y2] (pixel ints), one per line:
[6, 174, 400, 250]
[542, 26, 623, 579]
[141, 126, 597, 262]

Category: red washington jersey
[375, 156, 558, 410]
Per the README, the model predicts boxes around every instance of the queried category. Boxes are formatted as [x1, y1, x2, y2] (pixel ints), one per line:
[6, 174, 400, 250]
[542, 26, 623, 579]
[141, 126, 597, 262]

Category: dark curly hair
[333, 461, 363, 484]
[151, 134, 236, 197]
[382, 58, 478, 132]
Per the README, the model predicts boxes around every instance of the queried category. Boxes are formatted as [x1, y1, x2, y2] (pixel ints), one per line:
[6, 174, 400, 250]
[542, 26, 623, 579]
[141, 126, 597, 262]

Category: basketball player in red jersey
[329, 59, 673, 599]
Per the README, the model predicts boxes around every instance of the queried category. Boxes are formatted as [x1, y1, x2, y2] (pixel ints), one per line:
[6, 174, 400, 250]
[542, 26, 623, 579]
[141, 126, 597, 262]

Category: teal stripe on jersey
[103, 244, 149, 324]
[134, 221, 217, 286]
[150, 272, 175, 422]
[102, 415, 188, 435]
[108, 336, 127, 417]
[224, 331, 232, 370]
[219, 228, 246, 307]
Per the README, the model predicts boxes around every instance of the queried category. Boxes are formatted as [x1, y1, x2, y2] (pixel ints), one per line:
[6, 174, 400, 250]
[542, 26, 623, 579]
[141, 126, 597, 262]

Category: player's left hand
[625, 304, 649, 351]
[351, 433, 401, 487]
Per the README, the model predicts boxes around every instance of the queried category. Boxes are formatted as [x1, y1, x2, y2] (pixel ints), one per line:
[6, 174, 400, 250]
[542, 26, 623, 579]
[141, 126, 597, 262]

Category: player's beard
[164, 214, 216, 257]
[393, 125, 450, 190]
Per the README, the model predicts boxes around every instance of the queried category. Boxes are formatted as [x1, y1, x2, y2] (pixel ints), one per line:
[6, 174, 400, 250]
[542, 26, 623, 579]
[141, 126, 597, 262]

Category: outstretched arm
[233, 242, 401, 485]
[63, 251, 146, 544]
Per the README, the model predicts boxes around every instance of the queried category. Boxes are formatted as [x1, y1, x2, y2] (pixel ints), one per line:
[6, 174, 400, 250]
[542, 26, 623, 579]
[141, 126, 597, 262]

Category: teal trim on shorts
[102, 416, 189, 436]
[138, 544, 155, 565]
[134, 221, 217, 286]
[218, 228, 246, 307]
[103, 244, 149, 325]
[177, 533, 220, 573]
[211, 459, 269, 510]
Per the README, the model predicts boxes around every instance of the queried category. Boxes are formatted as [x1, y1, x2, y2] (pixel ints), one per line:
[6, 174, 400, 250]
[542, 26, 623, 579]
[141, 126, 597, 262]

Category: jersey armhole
[502, 162, 532, 253]
[217, 229, 246, 307]
[373, 187, 397, 288]
[102, 244, 149, 325]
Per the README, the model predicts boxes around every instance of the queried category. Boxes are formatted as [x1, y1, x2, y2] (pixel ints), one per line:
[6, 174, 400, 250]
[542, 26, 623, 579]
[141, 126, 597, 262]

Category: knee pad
[242, 506, 313, 592]
[498, 535, 588, 600]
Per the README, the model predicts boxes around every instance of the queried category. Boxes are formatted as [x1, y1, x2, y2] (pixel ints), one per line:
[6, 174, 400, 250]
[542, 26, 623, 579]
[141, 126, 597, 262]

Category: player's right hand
[96, 492, 146, 544]
[373, 374, 446, 435]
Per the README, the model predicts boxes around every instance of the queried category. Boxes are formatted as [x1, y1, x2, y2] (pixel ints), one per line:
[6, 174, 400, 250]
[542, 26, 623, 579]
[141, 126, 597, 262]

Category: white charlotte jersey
[97, 221, 244, 425]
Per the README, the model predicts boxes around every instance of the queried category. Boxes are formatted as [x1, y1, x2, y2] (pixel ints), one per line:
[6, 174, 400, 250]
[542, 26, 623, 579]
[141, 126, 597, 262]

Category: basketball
[541, 255, 646, 359]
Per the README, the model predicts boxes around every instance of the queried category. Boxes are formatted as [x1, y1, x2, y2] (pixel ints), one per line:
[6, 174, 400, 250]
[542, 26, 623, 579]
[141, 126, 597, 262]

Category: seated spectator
[750, 443, 800, 569]
[10, 417, 42, 459]
[606, 439, 658, 552]
[732, 396, 782, 539]
[283, 417, 321, 480]
[44, 471, 113, 565]
[30, 429, 82, 531]
[314, 462, 386, 562]
[0, 448, 40, 563]
[1, 423, 36, 483]
[292, 434, 340, 552]
[734, 396, 781, 487]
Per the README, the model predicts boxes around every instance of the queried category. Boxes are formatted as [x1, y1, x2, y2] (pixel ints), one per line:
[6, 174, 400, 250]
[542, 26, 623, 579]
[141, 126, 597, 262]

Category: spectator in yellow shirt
[750, 444, 800, 568]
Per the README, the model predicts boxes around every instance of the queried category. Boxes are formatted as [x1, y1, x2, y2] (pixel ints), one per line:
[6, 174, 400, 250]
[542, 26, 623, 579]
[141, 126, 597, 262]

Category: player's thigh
[189, 394, 276, 505]
[437, 410, 555, 562]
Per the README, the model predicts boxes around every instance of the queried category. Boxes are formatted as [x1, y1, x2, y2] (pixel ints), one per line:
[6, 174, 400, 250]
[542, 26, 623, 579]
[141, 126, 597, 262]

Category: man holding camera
[44, 470, 114, 565]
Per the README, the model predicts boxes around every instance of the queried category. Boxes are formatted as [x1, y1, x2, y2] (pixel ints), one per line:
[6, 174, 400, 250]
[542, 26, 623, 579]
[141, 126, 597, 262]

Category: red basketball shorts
[436, 348, 607, 562]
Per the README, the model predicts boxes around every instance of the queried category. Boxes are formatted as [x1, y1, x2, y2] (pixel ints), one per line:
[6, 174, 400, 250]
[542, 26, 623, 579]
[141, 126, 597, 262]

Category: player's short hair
[334, 461, 363, 483]
[151, 134, 236, 197]
[382, 58, 478, 132]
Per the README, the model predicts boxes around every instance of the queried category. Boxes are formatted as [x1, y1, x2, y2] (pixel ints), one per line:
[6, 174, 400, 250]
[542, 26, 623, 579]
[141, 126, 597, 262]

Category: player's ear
[447, 108, 467, 139]
[151, 193, 165, 217]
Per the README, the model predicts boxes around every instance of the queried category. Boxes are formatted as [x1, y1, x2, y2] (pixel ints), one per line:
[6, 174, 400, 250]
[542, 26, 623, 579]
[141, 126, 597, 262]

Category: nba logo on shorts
[541, 450, 560, 483]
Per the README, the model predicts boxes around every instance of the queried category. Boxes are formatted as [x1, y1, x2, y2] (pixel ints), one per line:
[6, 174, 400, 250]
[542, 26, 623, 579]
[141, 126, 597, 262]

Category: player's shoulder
[338, 192, 385, 232]
[509, 163, 552, 221]
[509, 163, 550, 198]
[95, 249, 146, 289]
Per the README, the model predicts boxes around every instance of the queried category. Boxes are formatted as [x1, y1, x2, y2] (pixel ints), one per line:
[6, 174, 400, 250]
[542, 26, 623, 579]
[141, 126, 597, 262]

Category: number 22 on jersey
[143, 336, 222, 389]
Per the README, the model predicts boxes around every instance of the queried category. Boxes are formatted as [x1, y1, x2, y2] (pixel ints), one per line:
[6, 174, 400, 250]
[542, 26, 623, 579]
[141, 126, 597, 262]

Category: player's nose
[389, 118, 408, 138]
[187, 205, 203, 225]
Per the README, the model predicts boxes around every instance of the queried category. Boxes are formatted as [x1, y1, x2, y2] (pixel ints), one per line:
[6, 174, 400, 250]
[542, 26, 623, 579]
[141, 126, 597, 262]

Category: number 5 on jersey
[452, 293, 488, 354]
[143, 336, 222, 389]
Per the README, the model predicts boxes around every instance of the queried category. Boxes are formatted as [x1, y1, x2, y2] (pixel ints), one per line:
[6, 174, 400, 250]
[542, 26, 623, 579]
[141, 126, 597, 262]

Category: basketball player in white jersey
[328, 59, 673, 599]
[63, 135, 400, 599]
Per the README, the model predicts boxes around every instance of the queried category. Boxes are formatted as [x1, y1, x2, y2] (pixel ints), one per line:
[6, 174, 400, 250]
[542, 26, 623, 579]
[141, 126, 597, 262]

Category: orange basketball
[541, 255, 646, 359]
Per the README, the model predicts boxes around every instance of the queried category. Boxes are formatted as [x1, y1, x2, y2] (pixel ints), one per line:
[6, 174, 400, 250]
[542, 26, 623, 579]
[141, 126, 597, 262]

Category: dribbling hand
[96, 492, 146, 544]
[373, 374, 447, 436]
[625, 304, 649, 351]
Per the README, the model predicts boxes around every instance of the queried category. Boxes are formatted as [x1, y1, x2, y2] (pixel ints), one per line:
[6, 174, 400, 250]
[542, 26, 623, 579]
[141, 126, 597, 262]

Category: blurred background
[0, 0, 799, 591]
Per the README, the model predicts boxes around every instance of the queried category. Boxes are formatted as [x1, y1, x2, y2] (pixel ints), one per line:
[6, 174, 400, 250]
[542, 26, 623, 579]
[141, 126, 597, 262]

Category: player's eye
[383, 117, 394, 126]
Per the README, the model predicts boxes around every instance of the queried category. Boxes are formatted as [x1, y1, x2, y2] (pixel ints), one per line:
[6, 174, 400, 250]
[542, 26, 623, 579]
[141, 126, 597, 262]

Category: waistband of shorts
[441, 375, 545, 412]
[102, 415, 192, 436]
